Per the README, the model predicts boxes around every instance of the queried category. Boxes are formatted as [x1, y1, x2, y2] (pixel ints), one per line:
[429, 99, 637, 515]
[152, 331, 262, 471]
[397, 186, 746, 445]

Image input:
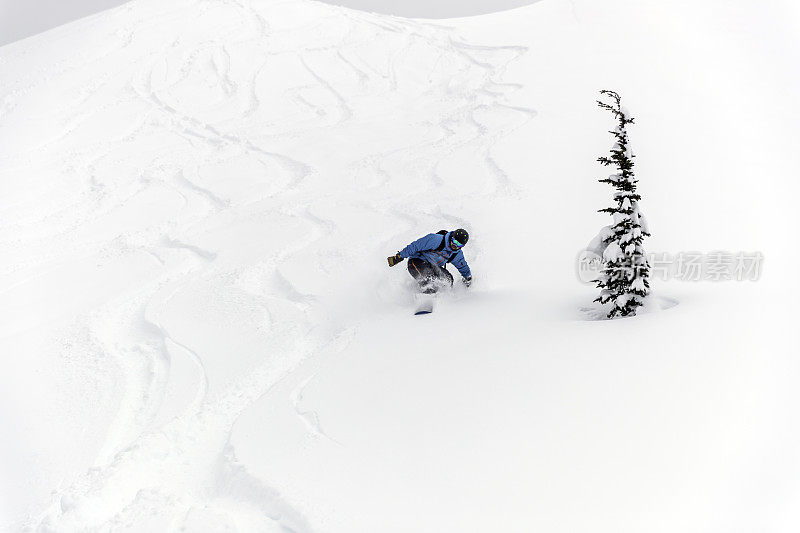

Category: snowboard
[413, 292, 435, 315]
[412, 278, 449, 315]
[414, 298, 434, 315]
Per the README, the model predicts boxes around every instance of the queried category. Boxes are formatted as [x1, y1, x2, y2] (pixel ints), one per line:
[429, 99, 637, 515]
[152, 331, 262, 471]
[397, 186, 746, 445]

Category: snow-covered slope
[1, 0, 798, 531]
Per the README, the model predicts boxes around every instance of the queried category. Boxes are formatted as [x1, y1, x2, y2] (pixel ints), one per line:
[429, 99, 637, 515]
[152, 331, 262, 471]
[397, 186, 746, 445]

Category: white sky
[0, 0, 538, 47]
[0, 0, 129, 47]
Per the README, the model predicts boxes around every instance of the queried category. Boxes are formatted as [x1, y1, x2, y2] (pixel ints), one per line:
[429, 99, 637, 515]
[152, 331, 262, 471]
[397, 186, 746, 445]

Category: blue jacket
[399, 232, 472, 278]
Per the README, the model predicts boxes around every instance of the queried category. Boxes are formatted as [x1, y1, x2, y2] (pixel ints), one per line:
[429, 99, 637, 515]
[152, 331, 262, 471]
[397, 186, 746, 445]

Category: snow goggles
[451, 237, 465, 249]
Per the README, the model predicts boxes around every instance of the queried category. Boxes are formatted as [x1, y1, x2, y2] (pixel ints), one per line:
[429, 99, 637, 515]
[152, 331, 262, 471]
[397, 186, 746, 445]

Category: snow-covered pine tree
[593, 90, 651, 318]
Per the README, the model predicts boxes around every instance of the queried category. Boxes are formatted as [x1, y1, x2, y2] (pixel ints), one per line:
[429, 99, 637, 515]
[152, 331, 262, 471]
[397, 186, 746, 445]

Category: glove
[462, 275, 472, 287]
[387, 253, 404, 267]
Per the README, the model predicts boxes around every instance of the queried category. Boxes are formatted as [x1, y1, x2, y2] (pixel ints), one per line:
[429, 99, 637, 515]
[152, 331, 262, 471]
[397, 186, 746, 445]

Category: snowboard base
[414, 297, 434, 315]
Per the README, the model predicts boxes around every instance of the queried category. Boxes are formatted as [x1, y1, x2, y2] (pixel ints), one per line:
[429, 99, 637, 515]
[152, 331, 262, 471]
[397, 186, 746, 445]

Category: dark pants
[407, 258, 454, 294]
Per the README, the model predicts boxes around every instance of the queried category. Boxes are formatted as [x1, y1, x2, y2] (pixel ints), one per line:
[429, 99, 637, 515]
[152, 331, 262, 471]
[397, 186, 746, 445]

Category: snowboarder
[387, 228, 472, 294]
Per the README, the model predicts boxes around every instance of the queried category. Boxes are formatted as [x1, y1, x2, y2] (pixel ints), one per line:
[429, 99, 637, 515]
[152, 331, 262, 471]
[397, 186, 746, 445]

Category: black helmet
[450, 228, 469, 248]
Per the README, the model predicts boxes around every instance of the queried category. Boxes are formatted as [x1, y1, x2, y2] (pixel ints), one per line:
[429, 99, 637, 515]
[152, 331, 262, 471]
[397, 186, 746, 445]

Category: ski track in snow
[1, 0, 534, 530]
